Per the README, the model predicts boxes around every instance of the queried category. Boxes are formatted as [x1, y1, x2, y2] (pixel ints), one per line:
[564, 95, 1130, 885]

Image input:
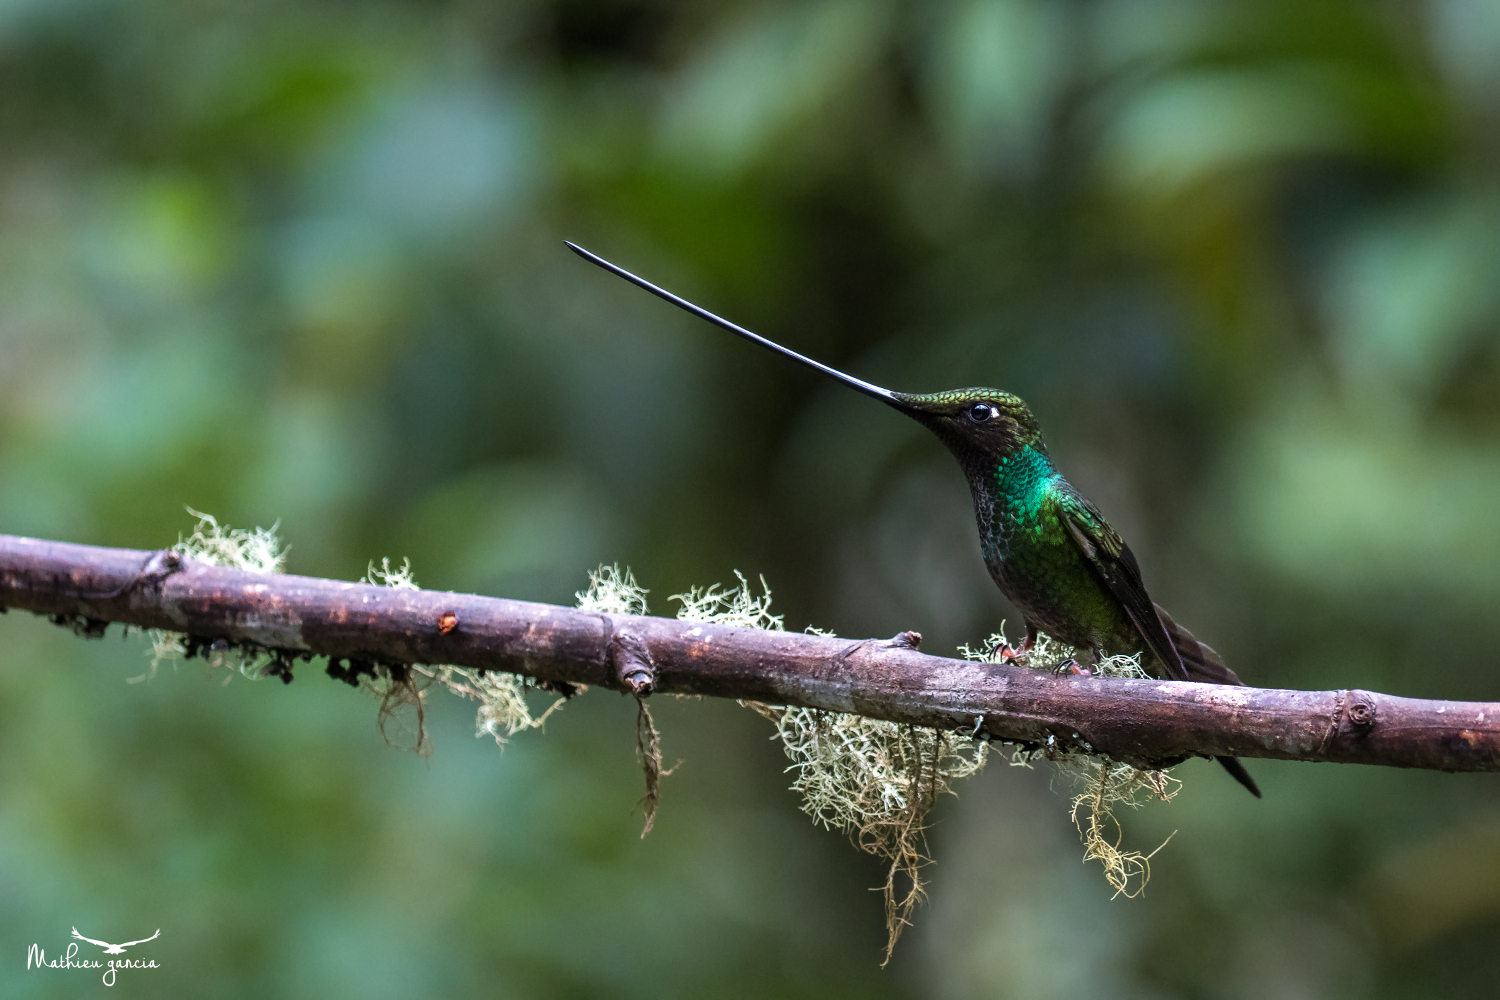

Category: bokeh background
[4, 0, 1500, 996]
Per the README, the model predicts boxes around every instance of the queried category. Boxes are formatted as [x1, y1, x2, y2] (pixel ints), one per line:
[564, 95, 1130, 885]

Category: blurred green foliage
[4, 0, 1500, 996]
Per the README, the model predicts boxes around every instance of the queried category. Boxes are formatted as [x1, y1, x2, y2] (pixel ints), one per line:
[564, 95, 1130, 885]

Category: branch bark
[3, 533, 1497, 773]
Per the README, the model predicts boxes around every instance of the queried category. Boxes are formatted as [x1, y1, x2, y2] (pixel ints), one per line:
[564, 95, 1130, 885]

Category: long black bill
[565, 241, 902, 404]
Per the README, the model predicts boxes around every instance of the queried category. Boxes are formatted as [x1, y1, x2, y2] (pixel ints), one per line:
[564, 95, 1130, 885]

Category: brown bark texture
[2, 533, 1497, 773]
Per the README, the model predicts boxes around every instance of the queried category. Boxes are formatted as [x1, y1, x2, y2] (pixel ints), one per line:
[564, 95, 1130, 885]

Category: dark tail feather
[1153, 603, 1262, 798]
[1154, 603, 1242, 685]
[1214, 755, 1262, 798]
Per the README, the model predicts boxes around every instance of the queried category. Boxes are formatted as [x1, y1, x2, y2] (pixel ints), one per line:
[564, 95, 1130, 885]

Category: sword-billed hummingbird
[566, 241, 1260, 797]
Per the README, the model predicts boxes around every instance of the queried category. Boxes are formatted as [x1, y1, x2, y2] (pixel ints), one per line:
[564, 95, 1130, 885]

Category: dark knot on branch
[1347, 691, 1377, 729]
[611, 628, 655, 696]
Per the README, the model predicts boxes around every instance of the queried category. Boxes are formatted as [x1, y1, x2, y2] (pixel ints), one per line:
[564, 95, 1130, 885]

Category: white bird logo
[70, 927, 161, 955]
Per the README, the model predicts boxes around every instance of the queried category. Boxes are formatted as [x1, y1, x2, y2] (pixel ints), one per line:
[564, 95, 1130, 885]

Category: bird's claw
[1058, 657, 1092, 677]
[997, 643, 1022, 665]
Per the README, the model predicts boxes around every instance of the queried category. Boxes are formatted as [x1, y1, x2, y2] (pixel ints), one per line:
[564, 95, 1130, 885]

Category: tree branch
[2, 533, 1497, 773]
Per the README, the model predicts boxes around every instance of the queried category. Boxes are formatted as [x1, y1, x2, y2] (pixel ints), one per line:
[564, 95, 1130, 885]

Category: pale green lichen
[362, 556, 418, 590]
[175, 507, 287, 574]
[403, 561, 579, 747]
[678, 572, 987, 961]
[770, 710, 989, 835]
[671, 570, 781, 629]
[960, 625, 1179, 899]
[139, 509, 289, 681]
[424, 563, 646, 744]
[424, 664, 566, 745]
[757, 702, 990, 961]
[575, 563, 650, 616]
[958, 626, 1148, 681]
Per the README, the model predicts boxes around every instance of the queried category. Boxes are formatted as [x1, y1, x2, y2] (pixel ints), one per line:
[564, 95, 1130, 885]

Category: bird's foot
[998, 633, 1036, 665]
[1057, 658, 1092, 677]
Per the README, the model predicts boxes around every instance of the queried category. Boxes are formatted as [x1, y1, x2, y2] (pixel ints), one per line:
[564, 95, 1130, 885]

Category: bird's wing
[1056, 487, 1187, 681]
[117, 930, 161, 949]
[71, 928, 112, 948]
[1059, 487, 1261, 797]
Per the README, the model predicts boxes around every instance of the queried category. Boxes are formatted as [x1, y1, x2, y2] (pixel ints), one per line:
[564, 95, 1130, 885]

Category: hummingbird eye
[968, 403, 996, 423]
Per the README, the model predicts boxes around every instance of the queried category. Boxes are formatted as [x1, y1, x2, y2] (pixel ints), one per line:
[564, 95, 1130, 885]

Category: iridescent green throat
[995, 445, 1055, 513]
[979, 445, 1057, 560]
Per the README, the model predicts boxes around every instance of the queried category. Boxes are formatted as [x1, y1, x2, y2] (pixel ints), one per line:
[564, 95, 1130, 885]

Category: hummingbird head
[889, 389, 1045, 475]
